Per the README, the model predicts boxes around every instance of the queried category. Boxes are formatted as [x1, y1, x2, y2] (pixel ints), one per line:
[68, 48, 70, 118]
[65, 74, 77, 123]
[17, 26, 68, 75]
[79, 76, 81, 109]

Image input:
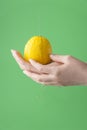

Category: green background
[0, 0, 87, 130]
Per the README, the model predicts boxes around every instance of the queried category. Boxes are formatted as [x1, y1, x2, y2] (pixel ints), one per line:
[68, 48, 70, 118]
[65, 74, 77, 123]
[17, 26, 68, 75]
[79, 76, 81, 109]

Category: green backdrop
[0, 0, 87, 130]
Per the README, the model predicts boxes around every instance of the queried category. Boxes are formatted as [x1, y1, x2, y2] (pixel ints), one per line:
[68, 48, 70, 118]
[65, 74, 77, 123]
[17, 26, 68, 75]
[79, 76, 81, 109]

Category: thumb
[50, 54, 67, 63]
[29, 59, 50, 73]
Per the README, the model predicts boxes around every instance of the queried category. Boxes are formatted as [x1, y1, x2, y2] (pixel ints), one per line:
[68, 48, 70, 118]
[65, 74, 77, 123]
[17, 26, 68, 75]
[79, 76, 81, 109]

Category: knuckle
[66, 55, 72, 61]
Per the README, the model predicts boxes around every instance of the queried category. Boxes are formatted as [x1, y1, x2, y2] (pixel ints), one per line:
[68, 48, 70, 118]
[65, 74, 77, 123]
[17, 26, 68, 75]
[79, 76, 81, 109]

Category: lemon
[24, 36, 52, 64]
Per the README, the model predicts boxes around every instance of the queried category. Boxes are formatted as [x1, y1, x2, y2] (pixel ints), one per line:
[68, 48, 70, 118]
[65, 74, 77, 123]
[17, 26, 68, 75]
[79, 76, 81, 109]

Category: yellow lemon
[24, 36, 52, 64]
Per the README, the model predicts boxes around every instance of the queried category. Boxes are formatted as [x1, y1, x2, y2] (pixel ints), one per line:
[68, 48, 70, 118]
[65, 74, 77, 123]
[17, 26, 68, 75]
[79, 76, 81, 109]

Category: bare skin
[11, 50, 87, 86]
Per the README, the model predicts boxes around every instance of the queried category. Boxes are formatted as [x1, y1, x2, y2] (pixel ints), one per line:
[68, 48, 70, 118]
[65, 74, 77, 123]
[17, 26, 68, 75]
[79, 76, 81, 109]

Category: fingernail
[23, 70, 26, 75]
[11, 49, 16, 54]
[11, 49, 14, 53]
[11, 50, 17, 58]
[11, 50, 15, 56]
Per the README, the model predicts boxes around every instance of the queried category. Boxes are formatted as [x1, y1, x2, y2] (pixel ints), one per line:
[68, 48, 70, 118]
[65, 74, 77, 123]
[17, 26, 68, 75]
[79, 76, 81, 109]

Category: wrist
[81, 62, 87, 85]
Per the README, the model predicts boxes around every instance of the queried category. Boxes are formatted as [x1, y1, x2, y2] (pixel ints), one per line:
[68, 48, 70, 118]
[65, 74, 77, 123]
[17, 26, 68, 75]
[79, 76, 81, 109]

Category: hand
[11, 50, 87, 86]
[23, 55, 87, 86]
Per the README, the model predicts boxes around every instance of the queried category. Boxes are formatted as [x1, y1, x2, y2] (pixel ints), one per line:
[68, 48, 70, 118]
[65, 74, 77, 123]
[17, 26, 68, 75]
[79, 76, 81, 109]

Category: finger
[11, 50, 27, 64]
[37, 81, 62, 86]
[46, 61, 62, 67]
[29, 59, 50, 73]
[11, 49, 30, 69]
[23, 70, 47, 80]
[23, 70, 62, 86]
[23, 70, 51, 85]
[50, 54, 69, 63]
[11, 50, 40, 73]
[23, 70, 53, 82]
[35, 81, 60, 86]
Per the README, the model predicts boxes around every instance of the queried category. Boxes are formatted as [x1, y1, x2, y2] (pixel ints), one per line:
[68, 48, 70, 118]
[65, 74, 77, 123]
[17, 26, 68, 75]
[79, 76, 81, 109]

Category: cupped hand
[11, 49, 61, 75]
[23, 55, 87, 86]
[11, 50, 87, 86]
